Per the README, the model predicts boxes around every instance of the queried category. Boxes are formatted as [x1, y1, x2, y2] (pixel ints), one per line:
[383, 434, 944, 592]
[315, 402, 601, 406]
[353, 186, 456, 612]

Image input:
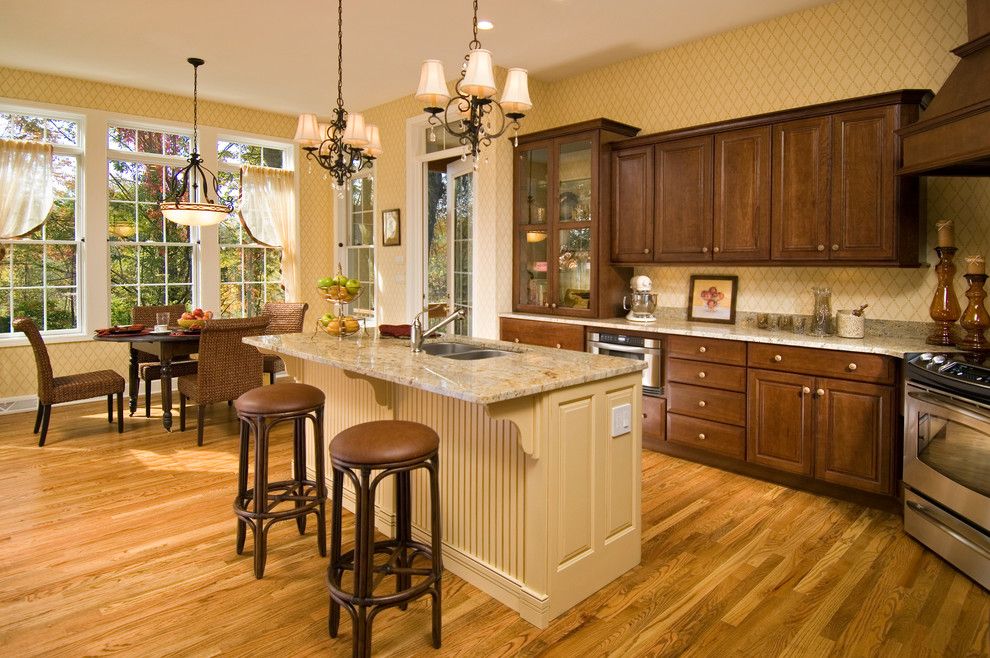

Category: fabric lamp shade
[501, 68, 532, 115]
[294, 113, 321, 148]
[342, 112, 368, 147]
[462, 49, 496, 98]
[160, 202, 228, 227]
[416, 60, 450, 108]
[362, 125, 383, 157]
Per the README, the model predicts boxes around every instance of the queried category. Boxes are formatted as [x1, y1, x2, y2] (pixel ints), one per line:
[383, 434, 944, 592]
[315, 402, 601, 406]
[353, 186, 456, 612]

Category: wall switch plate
[611, 403, 632, 437]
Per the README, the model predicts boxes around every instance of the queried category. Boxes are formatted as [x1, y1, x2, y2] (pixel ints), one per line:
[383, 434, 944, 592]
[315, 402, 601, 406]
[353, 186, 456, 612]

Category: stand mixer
[623, 275, 658, 322]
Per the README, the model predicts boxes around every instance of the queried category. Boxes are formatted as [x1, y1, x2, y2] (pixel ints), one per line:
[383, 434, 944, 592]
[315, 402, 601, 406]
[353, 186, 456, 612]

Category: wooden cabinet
[771, 116, 831, 261]
[611, 146, 654, 262]
[642, 394, 666, 452]
[714, 126, 771, 261]
[499, 317, 585, 352]
[654, 136, 713, 262]
[513, 119, 639, 318]
[747, 369, 815, 475]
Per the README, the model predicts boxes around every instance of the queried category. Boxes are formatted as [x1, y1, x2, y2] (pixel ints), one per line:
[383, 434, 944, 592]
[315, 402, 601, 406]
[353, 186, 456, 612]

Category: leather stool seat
[235, 382, 324, 415]
[330, 420, 439, 465]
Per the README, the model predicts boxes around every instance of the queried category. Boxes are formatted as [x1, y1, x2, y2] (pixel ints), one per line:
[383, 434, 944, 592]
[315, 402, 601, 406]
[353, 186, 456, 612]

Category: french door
[424, 158, 473, 335]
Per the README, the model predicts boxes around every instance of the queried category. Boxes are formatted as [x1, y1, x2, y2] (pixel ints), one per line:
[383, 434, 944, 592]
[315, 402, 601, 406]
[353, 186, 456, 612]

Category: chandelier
[415, 0, 532, 163]
[160, 58, 232, 227]
[294, 0, 382, 191]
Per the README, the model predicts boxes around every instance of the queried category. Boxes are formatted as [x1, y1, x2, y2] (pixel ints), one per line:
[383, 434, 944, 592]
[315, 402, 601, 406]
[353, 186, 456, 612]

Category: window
[344, 174, 375, 313]
[107, 125, 194, 325]
[424, 158, 472, 335]
[217, 139, 287, 318]
[0, 111, 81, 334]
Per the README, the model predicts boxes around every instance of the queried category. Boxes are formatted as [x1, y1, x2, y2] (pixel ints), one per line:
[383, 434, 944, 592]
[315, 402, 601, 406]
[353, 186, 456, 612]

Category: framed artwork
[687, 275, 738, 324]
[382, 208, 401, 246]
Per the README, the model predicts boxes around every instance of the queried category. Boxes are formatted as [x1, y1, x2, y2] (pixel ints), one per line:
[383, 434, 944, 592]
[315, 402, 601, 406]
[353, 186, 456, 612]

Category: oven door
[904, 384, 990, 531]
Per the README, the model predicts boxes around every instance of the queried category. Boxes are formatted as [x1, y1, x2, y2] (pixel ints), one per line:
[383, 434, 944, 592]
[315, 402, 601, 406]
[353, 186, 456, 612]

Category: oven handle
[907, 390, 990, 425]
[906, 499, 990, 559]
[588, 342, 662, 356]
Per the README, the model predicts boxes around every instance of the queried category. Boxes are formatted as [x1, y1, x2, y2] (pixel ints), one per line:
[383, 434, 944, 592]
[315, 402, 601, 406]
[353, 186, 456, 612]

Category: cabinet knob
[802, 386, 811, 395]
[698, 433, 707, 440]
[550, 303, 557, 309]
[698, 346, 707, 353]
[773, 354, 782, 362]
[848, 363, 857, 371]
[713, 246, 720, 253]
[817, 244, 825, 252]
[643, 248, 651, 254]
[698, 400, 707, 408]
[702, 247, 709, 254]
[698, 371, 706, 379]
[514, 338, 520, 343]
[816, 388, 825, 397]
[555, 343, 561, 349]
[831, 244, 839, 251]
[642, 413, 648, 419]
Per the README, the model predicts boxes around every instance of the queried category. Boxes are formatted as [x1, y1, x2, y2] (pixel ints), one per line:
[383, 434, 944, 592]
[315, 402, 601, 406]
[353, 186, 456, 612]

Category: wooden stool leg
[355, 467, 375, 658]
[396, 470, 411, 610]
[429, 454, 442, 649]
[236, 418, 251, 555]
[117, 392, 124, 433]
[314, 408, 327, 557]
[252, 419, 270, 579]
[107, 395, 114, 423]
[294, 417, 306, 535]
[328, 466, 344, 638]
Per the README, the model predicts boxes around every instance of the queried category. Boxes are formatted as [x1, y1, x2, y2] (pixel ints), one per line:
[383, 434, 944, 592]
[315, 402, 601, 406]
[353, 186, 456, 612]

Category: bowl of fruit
[177, 308, 213, 331]
[318, 312, 361, 336]
[318, 268, 362, 303]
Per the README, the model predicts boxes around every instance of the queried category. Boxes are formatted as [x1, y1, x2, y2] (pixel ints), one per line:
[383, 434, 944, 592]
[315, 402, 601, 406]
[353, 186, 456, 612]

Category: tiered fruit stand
[316, 265, 365, 339]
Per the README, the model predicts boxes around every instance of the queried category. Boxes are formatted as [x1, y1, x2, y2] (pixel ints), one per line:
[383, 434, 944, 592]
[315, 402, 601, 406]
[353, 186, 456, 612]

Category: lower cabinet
[499, 317, 586, 351]
[642, 395, 666, 452]
[747, 369, 814, 476]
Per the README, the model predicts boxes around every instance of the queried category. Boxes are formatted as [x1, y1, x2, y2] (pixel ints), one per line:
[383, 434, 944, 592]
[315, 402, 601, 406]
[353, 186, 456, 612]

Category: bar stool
[327, 420, 443, 658]
[233, 382, 327, 579]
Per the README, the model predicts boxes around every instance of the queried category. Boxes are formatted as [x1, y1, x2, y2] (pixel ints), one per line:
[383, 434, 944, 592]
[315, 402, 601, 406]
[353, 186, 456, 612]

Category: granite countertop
[244, 332, 646, 405]
[500, 313, 944, 358]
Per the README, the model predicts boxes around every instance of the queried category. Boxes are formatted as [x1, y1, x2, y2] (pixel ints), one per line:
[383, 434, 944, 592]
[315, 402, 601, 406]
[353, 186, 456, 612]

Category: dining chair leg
[197, 404, 206, 446]
[117, 392, 124, 434]
[38, 405, 52, 447]
[107, 395, 114, 423]
[269, 372, 276, 385]
[179, 394, 187, 431]
[33, 402, 43, 434]
[145, 379, 152, 417]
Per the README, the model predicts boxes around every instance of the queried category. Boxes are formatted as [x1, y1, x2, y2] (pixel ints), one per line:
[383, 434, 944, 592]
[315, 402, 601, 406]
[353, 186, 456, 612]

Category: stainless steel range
[903, 352, 990, 589]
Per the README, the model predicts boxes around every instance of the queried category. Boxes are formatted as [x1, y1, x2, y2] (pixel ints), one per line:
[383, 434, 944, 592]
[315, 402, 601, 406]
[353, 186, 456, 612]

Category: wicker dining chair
[131, 304, 198, 417]
[261, 302, 308, 384]
[14, 317, 125, 447]
[178, 316, 270, 446]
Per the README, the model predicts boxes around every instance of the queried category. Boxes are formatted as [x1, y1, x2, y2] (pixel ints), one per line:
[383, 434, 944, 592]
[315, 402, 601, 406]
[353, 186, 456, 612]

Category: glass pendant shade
[342, 112, 368, 147]
[526, 231, 547, 243]
[294, 113, 321, 148]
[416, 60, 450, 108]
[462, 49, 496, 98]
[161, 201, 229, 227]
[362, 124, 383, 157]
[501, 68, 532, 115]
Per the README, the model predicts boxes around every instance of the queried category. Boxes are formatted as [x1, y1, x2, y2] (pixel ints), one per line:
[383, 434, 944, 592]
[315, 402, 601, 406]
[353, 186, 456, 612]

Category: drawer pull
[817, 244, 825, 252]
[698, 400, 707, 408]
[514, 338, 520, 343]
[643, 248, 651, 254]
[848, 363, 857, 371]
[802, 386, 811, 395]
[555, 343, 561, 349]
[698, 371, 707, 379]
[698, 433, 706, 440]
[698, 346, 707, 353]
[831, 244, 839, 251]
[550, 303, 557, 309]
[702, 247, 709, 254]
[816, 388, 825, 397]
[713, 246, 721, 253]
[773, 354, 782, 362]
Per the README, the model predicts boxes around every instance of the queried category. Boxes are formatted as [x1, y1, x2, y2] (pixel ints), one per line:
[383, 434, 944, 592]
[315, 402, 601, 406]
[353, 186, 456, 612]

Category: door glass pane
[519, 230, 548, 307]
[917, 411, 990, 497]
[557, 228, 591, 309]
[425, 169, 449, 315]
[517, 147, 549, 224]
[452, 171, 472, 335]
[558, 140, 592, 223]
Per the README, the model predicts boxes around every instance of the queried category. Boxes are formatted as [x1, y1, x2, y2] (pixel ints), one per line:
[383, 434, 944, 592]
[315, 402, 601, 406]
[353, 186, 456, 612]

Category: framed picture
[687, 275, 738, 324]
[382, 208, 401, 246]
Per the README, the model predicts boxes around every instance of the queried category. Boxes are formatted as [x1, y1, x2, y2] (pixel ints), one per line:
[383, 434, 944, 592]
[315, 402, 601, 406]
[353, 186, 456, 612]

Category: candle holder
[927, 246, 962, 345]
[957, 273, 989, 353]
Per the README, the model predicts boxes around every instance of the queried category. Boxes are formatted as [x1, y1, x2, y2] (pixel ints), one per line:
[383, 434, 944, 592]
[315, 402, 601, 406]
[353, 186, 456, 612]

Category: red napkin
[94, 324, 144, 336]
[379, 324, 412, 338]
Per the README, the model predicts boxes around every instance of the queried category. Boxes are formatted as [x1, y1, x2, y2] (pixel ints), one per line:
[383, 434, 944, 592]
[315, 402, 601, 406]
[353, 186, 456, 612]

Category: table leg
[128, 347, 139, 416]
[161, 354, 174, 431]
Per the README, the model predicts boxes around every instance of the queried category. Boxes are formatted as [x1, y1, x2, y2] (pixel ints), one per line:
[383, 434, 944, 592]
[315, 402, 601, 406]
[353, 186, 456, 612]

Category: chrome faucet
[411, 307, 465, 352]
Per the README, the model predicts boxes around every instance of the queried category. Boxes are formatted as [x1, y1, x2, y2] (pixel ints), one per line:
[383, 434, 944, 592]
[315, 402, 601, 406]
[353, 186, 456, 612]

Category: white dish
[148, 329, 171, 335]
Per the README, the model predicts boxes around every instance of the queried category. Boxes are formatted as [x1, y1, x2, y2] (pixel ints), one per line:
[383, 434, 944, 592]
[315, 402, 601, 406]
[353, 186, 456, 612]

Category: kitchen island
[243, 332, 646, 628]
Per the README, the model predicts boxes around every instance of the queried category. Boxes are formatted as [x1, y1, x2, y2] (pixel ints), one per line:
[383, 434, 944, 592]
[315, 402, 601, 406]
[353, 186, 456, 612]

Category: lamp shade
[462, 49, 496, 98]
[416, 60, 450, 108]
[362, 124, 383, 157]
[342, 112, 368, 147]
[161, 201, 229, 227]
[501, 68, 532, 115]
[294, 113, 321, 148]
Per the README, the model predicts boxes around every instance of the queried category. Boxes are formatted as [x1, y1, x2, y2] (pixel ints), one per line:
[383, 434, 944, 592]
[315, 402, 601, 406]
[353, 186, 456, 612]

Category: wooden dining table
[93, 331, 200, 431]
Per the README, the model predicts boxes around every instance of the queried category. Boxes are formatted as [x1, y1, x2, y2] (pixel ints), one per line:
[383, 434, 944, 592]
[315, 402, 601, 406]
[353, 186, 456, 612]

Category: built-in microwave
[587, 332, 663, 396]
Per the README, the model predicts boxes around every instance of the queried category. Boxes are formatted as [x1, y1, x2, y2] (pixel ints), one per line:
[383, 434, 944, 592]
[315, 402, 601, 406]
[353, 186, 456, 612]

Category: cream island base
[244, 332, 646, 628]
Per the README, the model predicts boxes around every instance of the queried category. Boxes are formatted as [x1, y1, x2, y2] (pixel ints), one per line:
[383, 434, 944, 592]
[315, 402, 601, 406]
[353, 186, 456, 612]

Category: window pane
[46, 199, 76, 241]
[110, 285, 137, 325]
[138, 245, 166, 284]
[45, 288, 76, 330]
[244, 247, 266, 282]
[12, 244, 43, 286]
[262, 147, 283, 168]
[167, 246, 193, 284]
[45, 119, 78, 146]
[220, 283, 243, 318]
[2, 114, 44, 141]
[109, 245, 138, 285]
[164, 133, 191, 157]
[0, 289, 9, 333]
[137, 130, 163, 154]
[265, 249, 282, 282]
[244, 283, 265, 316]
[52, 155, 77, 199]
[139, 285, 166, 307]
[164, 212, 190, 243]
[108, 126, 136, 151]
[0, 250, 9, 286]
[108, 203, 136, 241]
[219, 217, 240, 245]
[167, 284, 192, 308]
[108, 160, 137, 201]
[13, 288, 43, 325]
[242, 145, 262, 166]
[45, 244, 76, 287]
[266, 283, 284, 305]
[220, 247, 241, 283]
[138, 204, 164, 242]
[138, 163, 165, 203]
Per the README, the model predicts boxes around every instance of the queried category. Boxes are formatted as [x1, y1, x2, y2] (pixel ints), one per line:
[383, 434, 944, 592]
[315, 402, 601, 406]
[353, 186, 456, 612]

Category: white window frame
[335, 168, 377, 320]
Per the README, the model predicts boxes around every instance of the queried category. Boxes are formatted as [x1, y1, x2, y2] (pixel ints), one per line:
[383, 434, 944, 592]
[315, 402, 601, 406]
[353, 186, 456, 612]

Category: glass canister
[810, 287, 833, 336]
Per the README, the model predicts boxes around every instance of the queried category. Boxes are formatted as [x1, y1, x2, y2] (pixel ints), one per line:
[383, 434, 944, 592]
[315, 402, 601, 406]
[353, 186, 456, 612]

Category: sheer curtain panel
[238, 164, 299, 301]
[0, 139, 54, 255]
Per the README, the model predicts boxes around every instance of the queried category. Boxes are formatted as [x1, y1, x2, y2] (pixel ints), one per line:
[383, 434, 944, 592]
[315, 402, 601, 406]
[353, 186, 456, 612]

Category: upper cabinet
[610, 90, 931, 267]
[514, 119, 639, 318]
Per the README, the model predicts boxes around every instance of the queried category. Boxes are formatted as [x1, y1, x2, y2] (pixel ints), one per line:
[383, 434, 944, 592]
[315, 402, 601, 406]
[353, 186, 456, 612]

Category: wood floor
[0, 398, 986, 657]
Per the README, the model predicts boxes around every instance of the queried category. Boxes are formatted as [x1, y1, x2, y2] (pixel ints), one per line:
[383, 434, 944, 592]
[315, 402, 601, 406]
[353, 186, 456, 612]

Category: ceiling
[0, 0, 831, 117]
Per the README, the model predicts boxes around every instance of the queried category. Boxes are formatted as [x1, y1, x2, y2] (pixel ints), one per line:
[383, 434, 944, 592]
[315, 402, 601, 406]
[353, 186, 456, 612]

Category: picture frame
[687, 275, 738, 324]
[382, 208, 401, 246]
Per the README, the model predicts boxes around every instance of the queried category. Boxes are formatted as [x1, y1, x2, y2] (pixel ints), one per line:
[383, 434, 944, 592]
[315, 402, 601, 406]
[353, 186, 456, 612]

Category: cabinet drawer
[667, 357, 746, 392]
[642, 395, 665, 452]
[666, 382, 746, 426]
[499, 317, 585, 351]
[666, 414, 746, 459]
[666, 334, 746, 365]
[747, 343, 894, 384]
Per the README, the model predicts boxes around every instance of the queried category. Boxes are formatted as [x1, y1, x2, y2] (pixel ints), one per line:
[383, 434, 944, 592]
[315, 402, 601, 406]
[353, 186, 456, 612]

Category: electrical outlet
[611, 403, 631, 437]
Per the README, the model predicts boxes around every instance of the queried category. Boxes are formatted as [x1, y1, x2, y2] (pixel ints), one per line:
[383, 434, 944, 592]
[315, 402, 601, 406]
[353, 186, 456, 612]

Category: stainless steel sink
[420, 342, 478, 355]
[441, 349, 507, 361]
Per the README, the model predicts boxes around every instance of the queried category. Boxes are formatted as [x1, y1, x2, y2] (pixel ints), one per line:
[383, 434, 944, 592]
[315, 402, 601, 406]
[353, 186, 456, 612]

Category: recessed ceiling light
[478, 19, 494, 30]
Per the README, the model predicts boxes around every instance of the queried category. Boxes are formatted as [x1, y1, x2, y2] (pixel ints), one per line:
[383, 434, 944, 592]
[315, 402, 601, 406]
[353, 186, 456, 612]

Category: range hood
[899, 0, 990, 176]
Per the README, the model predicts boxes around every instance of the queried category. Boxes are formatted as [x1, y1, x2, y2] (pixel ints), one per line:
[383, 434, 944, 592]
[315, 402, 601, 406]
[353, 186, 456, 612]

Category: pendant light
[160, 58, 232, 227]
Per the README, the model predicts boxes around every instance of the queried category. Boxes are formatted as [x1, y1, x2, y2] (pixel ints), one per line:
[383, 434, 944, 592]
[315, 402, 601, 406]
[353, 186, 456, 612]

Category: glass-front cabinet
[513, 120, 639, 318]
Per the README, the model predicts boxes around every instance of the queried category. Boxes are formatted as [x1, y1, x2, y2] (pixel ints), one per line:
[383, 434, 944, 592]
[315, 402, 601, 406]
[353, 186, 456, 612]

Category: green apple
[345, 278, 361, 294]
[334, 274, 349, 287]
[318, 276, 334, 288]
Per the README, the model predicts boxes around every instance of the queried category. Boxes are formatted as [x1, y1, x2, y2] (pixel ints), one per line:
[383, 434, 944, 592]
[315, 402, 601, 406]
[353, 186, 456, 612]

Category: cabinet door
[815, 378, 893, 494]
[771, 117, 831, 261]
[830, 107, 895, 261]
[642, 395, 666, 452]
[611, 146, 654, 262]
[713, 126, 770, 261]
[555, 134, 597, 316]
[513, 141, 553, 312]
[654, 136, 713, 262]
[747, 369, 815, 475]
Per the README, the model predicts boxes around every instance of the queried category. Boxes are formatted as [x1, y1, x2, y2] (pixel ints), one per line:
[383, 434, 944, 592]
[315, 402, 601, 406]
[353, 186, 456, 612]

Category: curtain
[0, 139, 55, 257]
[238, 164, 299, 301]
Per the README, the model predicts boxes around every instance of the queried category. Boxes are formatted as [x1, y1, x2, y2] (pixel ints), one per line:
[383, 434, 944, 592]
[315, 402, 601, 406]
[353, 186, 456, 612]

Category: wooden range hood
[899, 0, 990, 176]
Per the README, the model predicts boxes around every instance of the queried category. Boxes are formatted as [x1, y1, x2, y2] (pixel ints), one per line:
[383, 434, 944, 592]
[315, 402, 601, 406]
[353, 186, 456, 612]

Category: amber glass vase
[927, 246, 961, 346]
[958, 273, 989, 353]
